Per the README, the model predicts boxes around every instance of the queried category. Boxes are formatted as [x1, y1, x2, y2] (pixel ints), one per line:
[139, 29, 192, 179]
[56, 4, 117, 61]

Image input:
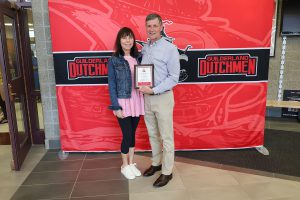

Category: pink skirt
[118, 89, 144, 117]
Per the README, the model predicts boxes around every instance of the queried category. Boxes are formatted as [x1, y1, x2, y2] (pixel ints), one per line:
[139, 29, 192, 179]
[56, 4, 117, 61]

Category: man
[139, 13, 180, 187]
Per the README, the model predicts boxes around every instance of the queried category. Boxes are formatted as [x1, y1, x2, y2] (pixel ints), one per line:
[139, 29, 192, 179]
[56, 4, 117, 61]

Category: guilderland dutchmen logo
[67, 56, 109, 80]
[198, 54, 258, 77]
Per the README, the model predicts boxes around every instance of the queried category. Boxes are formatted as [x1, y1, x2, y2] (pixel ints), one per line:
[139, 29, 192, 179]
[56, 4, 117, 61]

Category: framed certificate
[134, 64, 154, 89]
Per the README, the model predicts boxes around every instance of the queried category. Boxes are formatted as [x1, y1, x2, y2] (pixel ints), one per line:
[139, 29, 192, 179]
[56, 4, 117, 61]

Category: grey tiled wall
[32, 0, 60, 149]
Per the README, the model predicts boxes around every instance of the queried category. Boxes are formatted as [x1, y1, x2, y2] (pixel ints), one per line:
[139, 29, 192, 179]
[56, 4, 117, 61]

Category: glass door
[19, 5, 44, 144]
[0, 5, 31, 170]
[0, 62, 10, 145]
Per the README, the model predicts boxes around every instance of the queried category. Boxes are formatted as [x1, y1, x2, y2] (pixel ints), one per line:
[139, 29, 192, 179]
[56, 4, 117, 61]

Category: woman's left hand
[139, 86, 154, 94]
[113, 110, 124, 119]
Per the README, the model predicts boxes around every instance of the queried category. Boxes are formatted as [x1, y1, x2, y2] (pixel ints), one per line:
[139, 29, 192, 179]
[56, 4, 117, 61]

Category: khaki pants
[144, 90, 174, 175]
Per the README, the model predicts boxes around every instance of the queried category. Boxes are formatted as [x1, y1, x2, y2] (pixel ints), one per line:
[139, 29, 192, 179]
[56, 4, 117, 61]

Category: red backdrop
[49, 0, 273, 151]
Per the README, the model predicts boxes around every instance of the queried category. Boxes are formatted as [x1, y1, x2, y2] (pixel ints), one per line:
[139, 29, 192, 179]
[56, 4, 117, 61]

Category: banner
[49, 0, 273, 151]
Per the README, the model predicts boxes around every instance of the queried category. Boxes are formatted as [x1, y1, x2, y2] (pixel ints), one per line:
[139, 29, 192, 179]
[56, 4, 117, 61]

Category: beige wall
[268, 0, 300, 100]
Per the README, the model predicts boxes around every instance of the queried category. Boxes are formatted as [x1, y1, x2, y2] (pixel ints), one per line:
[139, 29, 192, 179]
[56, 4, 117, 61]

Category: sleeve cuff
[152, 87, 159, 95]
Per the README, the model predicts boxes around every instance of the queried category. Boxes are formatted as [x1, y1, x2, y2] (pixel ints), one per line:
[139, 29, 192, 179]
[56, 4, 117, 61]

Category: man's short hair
[146, 13, 162, 25]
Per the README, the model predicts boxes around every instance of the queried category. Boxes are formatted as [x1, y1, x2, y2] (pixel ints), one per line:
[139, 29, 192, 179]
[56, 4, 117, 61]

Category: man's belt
[151, 90, 171, 95]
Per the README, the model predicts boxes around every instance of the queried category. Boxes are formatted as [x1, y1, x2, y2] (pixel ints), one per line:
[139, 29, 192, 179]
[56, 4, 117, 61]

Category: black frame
[280, 0, 300, 36]
[134, 64, 154, 89]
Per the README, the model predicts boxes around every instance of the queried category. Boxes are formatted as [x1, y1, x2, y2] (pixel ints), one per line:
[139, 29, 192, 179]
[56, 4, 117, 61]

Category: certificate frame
[134, 64, 154, 89]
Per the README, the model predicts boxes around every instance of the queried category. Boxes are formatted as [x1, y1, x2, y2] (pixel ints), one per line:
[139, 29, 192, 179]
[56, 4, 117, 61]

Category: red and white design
[49, 0, 274, 151]
[49, 0, 273, 51]
[67, 56, 109, 80]
[198, 54, 258, 77]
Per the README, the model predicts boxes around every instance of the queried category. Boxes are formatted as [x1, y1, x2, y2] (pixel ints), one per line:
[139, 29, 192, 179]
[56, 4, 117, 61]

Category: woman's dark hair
[114, 27, 139, 57]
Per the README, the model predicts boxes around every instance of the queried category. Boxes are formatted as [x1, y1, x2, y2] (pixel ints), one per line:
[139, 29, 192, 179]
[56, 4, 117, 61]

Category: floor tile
[5, 118, 300, 200]
[70, 194, 128, 200]
[270, 196, 300, 200]
[129, 169, 185, 194]
[179, 167, 239, 189]
[77, 168, 125, 182]
[175, 161, 226, 176]
[274, 173, 300, 182]
[71, 179, 128, 198]
[175, 156, 222, 169]
[0, 172, 29, 187]
[17, 146, 47, 173]
[0, 185, 20, 200]
[130, 190, 190, 200]
[82, 158, 121, 169]
[241, 181, 300, 200]
[130, 155, 152, 172]
[10, 183, 74, 200]
[228, 170, 277, 185]
[41, 152, 86, 161]
[0, 145, 46, 199]
[221, 164, 275, 178]
[23, 171, 78, 185]
[271, 178, 300, 190]
[188, 186, 252, 200]
[33, 160, 83, 172]
[85, 152, 120, 160]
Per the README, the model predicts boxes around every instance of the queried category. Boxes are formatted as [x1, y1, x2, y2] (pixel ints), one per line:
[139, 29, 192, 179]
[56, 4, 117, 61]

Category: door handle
[8, 83, 15, 101]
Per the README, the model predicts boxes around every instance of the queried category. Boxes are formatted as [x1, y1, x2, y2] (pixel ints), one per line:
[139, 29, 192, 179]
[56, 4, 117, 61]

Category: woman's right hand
[113, 110, 124, 119]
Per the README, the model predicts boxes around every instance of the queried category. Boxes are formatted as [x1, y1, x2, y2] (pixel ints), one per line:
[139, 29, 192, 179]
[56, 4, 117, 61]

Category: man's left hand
[139, 86, 154, 94]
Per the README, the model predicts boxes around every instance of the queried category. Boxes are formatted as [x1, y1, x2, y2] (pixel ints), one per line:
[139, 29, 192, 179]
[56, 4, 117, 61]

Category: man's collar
[148, 37, 164, 46]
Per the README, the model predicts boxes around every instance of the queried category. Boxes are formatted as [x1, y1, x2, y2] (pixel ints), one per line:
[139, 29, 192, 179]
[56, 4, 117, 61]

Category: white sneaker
[121, 165, 135, 180]
[130, 163, 141, 177]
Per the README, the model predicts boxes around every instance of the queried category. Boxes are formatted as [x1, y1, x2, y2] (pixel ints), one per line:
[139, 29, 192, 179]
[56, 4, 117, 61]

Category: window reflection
[4, 15, 20, 79]
[26, 8, 43, 130]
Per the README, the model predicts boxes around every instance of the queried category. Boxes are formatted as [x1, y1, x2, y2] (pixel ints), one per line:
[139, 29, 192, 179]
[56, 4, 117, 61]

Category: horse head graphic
[136, 24, 191, 82]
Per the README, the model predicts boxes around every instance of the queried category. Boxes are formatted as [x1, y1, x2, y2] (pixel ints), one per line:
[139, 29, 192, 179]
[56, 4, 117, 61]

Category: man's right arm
[152, 45, 180, 94]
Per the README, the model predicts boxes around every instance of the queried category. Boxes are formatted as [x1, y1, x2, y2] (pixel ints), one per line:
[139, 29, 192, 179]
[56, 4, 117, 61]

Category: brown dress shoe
[153, 174, 173, 187]
[143, 165, 162, 177]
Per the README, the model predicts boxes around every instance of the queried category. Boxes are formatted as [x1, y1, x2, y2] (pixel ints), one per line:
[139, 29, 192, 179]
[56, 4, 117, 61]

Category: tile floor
[0, 145, 47, 200]
[1, 117, 300, 200]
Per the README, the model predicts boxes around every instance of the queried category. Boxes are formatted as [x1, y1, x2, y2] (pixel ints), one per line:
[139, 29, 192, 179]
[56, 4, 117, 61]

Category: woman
[108, 27, 144, 179]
